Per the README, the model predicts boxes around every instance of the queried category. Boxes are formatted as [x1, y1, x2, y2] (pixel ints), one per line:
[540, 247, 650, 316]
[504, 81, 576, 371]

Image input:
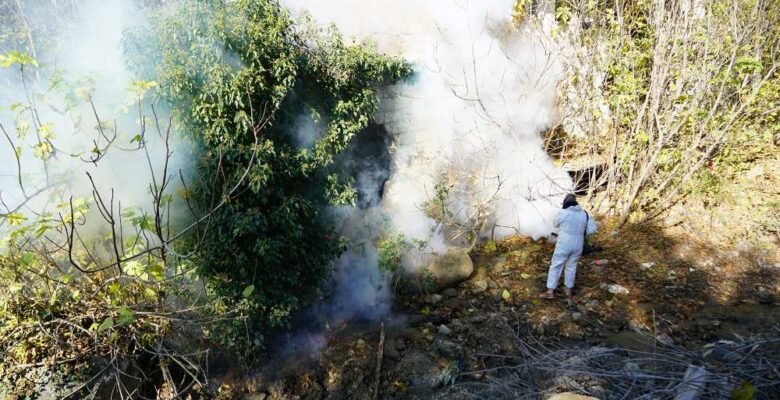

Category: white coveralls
[546, 205, 597, 290]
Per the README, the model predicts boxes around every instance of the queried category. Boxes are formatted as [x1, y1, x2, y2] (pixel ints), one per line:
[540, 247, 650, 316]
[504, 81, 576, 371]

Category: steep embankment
[216, 217, 780, 399]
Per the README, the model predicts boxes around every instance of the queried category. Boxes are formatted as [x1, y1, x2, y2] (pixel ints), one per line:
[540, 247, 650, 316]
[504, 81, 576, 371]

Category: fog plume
[283, 0, 572, 322]
[0, 0, 187, 235]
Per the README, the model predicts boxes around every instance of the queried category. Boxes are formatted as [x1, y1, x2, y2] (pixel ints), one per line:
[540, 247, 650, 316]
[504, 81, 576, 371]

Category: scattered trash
[520, 273, 532, 279]
[640, 262, 655, 270]
[601, 283, 630, 295]
[593, 259, 609, 266]
[674, 365, 707, 400]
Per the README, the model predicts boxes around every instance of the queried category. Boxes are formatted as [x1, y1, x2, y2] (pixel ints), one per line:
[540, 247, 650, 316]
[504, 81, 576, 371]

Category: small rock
[468, 315, 488, 324]
[430, 294, 443, 304]
[432, 339, 459, 358]
[757, 288, 772, 304]
[493, 262, 506, 272]
[396, 338, 407, 351]
[245, 394, 267, 400]
[640, 262, 655, 270]
[584, 300, 599, 311]
[441, 298, 462, 310]
[487, 279, 498, 289]
[492, 256, 507, 264]
[557, 312, 572, 323]
[437, 324, 452, 335]
[572, 312, 582, 321]
[385, 345, 401, 360]
[471, 280, 488, 293]
[442, 288, 458, 298]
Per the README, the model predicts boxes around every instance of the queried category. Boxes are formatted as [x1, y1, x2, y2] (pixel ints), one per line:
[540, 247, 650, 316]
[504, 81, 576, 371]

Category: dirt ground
[215, 218, 780, 400]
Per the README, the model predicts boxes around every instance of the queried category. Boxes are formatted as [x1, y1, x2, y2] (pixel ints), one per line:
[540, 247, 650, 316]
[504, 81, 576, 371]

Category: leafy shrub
[129, 0, 410, 352]
[378, 233, 412, 274]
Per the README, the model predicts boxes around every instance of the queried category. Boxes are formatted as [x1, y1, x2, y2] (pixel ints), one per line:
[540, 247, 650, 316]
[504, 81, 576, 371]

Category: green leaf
[731, 381, 756, 400]
[735, 57, 763, 74]
[117, 307, 135, 327]
[242, 284, 255, 298]
[502, 290, 511, 300]
[0, 51, 38, 68]
[3, 212, 28, 226]
[97, 317, 114, 332]
[143, 287, 158, 301]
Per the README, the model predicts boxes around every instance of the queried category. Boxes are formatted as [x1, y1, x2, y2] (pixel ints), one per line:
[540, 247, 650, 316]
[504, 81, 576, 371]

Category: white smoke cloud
[1, 0, 572, 329]
[0, 0, 189, 235]
[282, 0, 572, 322]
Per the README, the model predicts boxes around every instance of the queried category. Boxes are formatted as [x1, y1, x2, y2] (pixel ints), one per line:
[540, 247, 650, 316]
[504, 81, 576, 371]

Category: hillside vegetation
[0, 0, 778, 399]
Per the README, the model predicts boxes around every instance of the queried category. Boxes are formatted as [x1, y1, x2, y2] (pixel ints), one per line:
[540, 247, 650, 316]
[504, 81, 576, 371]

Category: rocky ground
[214, 218, 780, 400]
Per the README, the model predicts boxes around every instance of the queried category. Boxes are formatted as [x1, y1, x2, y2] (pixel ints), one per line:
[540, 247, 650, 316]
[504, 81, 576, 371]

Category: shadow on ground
[217, 218, 780, 399]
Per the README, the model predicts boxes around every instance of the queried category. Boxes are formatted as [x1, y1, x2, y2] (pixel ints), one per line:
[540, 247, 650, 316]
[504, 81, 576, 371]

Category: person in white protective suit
[540, 194, 597, 299]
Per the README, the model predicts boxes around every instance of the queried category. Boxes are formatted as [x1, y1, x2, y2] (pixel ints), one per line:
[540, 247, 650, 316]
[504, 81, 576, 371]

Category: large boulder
[427, 248, 474, 291]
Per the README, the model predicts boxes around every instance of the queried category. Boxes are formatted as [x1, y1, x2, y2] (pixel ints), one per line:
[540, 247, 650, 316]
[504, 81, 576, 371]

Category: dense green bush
[130, 0, 410, 350]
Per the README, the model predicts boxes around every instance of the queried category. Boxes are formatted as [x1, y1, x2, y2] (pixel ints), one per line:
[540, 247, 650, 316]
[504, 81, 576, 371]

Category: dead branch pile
[438, 331, 780, 399]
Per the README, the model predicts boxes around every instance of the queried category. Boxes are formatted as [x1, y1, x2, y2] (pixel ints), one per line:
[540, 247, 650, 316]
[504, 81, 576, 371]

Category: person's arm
[553, 210, 563, 229]
[551, 211, 563, 237]
[586, 213, 598, 236]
